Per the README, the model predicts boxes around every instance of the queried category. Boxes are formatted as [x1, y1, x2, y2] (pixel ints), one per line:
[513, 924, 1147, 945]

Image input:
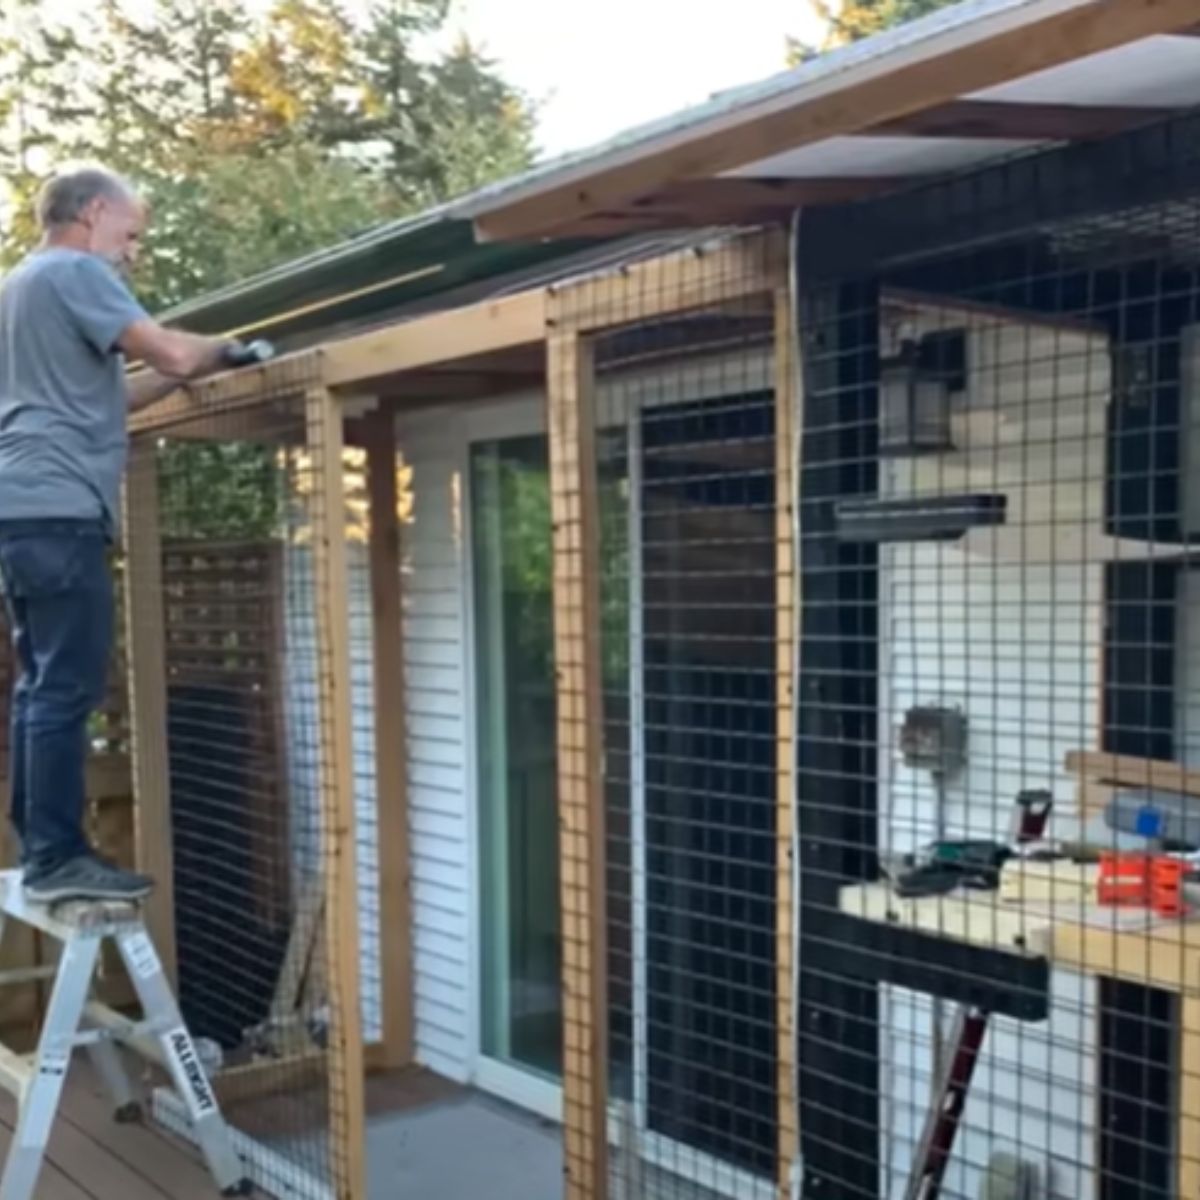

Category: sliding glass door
[469, 399, 776, 1188]
[471, 436, 562, 1080]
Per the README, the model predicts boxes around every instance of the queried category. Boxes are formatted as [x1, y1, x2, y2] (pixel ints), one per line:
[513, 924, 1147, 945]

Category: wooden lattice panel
[161, 539, 289, 928]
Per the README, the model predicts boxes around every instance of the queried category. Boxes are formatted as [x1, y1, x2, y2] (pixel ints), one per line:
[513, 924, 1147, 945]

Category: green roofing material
[161, 211, 596, 345]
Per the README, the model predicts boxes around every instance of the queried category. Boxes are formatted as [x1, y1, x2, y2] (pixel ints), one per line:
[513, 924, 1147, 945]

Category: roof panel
[972, 34, 1200, 107]
[733, 135, 1039, 179]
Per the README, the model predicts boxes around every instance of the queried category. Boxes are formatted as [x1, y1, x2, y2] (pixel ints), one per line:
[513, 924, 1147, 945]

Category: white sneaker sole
[24, 881, 153, 904]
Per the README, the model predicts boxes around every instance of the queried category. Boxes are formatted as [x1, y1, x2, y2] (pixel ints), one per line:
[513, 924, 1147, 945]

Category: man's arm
[125, 368, 188, 412]
[119, 319, 234, 381]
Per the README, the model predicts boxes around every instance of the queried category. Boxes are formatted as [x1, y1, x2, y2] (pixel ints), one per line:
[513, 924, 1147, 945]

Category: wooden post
[1180, 996, 1200, 1200]
[122, 440, 178, 987]
[305, 386, 367, 1200]
[547, 330, 609, 1200]
[774, 277, 800, 1198]
[364, 406, 414, 1068]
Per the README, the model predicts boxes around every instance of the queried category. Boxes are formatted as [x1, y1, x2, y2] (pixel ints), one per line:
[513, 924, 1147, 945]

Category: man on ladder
[0, 165, 270, 902]
[0, 166, 268, 1198]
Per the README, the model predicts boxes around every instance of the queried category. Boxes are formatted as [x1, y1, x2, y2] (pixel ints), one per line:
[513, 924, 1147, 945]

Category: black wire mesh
[125, 379, 363, 1198]
[797, 125, 1200, 1200]
[545, 236, 792, 1200]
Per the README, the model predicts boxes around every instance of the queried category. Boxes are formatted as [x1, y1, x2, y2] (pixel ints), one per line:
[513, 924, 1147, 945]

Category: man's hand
[120, 326, 277, 411]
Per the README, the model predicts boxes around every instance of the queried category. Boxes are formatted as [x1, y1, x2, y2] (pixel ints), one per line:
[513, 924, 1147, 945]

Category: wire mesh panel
[124, 371, 364, 1199]
[547, 232, 796, 1200]
[796, 114, 1200, 1200]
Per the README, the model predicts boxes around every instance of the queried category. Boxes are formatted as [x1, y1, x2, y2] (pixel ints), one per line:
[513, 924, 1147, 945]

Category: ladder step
[0, 967, 57, 989]
[0, 872, 142, 941]
[0, 1046, 36, 1099]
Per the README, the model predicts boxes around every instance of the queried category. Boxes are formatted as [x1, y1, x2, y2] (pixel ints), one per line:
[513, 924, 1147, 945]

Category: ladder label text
[166, 1027, 216, 1116]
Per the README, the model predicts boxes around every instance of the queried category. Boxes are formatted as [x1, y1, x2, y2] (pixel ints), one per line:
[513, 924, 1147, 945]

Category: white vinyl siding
[282, 538, 383, 1042]
[395, 411, 474, 1081]
[877, 296, 1109, 1198]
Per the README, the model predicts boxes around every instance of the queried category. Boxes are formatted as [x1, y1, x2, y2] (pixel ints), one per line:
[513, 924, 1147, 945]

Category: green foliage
[0, 0, 537, 309]
[158, 442, 283, 542]
[0, 0, 537, 544]
[787, 0, 959, 63]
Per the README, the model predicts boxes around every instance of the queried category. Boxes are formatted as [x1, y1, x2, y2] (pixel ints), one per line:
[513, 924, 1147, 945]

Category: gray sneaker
[24, 856, 154, 903]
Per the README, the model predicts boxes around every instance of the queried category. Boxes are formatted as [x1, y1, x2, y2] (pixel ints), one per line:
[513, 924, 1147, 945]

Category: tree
[0, 0, 537, 310]
[0, 0, 538, 546]
[787, 0, 958, 63]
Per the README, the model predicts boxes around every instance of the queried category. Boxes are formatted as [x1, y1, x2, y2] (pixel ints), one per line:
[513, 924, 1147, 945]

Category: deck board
[0, 1060, 226, 1200]
[0, 1122, 94, 1200]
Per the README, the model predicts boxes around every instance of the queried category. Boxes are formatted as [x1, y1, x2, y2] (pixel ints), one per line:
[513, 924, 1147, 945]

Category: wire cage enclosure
[123, 364, 366, 1200]
[796, 110, 1200, 1200]
[542, 232, 798, 1200]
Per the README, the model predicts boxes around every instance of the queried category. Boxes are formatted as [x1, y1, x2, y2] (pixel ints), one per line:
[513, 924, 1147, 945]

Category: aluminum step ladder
[0, 870, 251, 1199]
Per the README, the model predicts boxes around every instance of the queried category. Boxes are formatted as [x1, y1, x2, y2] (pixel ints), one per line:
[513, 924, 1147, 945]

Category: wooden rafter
[871, 98, 1174, 141]
[473, 0, 1200, 242]
[545, 177, 908, 237]
[529, 99, 1178, 236]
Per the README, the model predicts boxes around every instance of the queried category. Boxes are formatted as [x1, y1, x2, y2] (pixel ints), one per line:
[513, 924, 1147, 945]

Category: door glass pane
[472, 436, 561, 1077]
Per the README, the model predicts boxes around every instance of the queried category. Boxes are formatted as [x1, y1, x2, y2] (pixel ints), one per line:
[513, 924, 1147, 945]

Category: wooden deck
[0, 1061, 223, 1200]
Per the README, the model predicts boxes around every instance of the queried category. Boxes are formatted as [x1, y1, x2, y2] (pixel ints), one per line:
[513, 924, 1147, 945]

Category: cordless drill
[223, 338, 275, 368]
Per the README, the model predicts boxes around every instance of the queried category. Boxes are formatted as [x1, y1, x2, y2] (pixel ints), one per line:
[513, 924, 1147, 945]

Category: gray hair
[36, 167, 137, 230]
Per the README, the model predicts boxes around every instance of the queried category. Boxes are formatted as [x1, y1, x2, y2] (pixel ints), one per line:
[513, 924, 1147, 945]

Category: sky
[35, 0, 828, 162]
[432, 0, 826, 158]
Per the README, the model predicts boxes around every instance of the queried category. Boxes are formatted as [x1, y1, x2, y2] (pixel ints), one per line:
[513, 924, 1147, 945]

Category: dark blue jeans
[0, 521, 112, 875]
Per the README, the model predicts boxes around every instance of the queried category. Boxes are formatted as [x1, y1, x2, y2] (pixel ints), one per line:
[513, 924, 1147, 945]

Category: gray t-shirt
[0, 247, 148, 535]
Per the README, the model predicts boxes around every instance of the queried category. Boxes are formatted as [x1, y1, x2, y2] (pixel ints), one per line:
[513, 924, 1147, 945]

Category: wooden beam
[474, 0, 1200, 242]
[545, 177, 908, 237]
[121, 443, 178, 988]
[322, 290, 547, 389]
[871, 98, 1173, 141]
[773, 276, 799, 1200]
[305, 385, 367, 1200]
[1065, 749, 1200, 797]
[212, 1052, 326, 1106]
[546, 331, 608, 1200]
[365, 408, 414, 1069]
[130, 350, 322, 436]
[212, 1040, 393, 1108]
[550, 229, 784, 334]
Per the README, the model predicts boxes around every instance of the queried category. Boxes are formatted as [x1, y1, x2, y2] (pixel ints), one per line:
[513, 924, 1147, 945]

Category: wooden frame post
[547, 330, 609, 1200]
[122, 440, 178, 988]
[774, 273, 800, 1198]
[305, 386, 367, 1200]
[364, 405, 414, 1068]
[1181, 996, 1200, 1199]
